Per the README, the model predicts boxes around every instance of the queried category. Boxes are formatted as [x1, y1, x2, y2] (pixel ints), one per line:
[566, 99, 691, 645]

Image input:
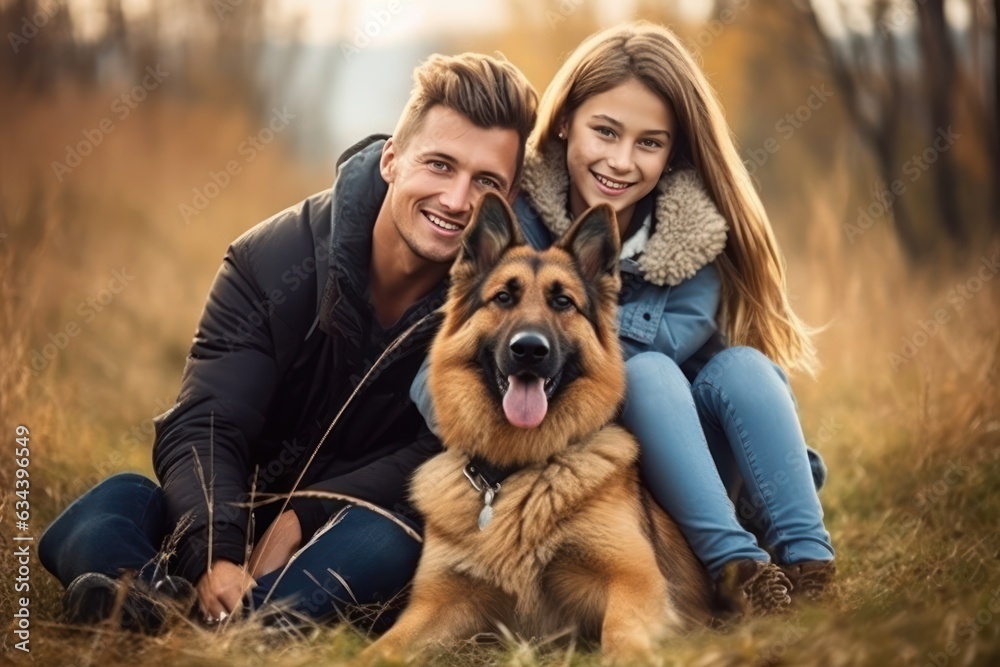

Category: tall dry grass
[1, 86, 998, 666]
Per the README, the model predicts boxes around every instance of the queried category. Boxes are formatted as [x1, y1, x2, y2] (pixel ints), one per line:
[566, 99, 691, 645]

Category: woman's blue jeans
[39, 472, 421, 630]
[622, 347, 834, 580]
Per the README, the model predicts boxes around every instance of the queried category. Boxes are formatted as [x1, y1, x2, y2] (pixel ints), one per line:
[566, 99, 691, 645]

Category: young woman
[510, 21, 835, 614]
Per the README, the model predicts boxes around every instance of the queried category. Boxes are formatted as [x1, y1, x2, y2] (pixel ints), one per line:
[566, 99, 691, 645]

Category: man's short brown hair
[393, 53, 537, 190]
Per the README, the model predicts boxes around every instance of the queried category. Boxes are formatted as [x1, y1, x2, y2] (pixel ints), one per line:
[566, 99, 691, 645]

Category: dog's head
[428, 192, 625, 466]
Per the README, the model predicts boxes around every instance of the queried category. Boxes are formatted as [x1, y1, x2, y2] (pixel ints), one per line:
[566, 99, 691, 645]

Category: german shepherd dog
[359, 193, 712, 666]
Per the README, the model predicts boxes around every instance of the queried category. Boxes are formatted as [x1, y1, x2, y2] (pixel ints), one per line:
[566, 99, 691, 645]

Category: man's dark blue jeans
[39, 472, 422, 630]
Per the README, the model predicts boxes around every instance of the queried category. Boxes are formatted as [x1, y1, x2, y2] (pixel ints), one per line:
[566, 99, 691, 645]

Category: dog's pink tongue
[502, 375, 548, 428]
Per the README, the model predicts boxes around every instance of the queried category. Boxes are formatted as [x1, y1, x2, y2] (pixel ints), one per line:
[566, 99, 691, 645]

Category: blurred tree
[916, 0, 964, 244]
[0, 0, 267, 111]
[972, 0, 999, 228]
[211, 0, 265, 114]
[796, 0, 996, 261]
[1, 0, 85, 90]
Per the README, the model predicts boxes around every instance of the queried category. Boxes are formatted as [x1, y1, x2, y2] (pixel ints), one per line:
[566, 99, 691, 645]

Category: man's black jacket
[152, 136, 445, 584]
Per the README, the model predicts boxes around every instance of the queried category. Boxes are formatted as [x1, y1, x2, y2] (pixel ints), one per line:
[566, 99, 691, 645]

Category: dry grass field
[1, 87, 998, 666]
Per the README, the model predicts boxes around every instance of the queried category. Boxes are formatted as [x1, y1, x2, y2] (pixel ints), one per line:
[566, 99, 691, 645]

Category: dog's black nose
[510, 332, 549, 363]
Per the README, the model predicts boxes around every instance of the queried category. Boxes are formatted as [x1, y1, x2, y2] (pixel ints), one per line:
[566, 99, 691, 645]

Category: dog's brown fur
[360, 193, 712, 666]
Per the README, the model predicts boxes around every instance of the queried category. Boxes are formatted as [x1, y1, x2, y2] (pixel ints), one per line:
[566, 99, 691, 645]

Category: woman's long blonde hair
[531, 20, 818, 375]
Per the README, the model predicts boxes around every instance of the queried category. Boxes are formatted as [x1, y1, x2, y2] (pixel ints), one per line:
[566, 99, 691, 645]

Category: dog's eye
[551, 295, 574, 311]
[494, 291, 513, 306]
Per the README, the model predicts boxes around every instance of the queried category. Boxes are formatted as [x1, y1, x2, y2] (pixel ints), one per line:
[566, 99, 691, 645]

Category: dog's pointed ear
[457, 192, 524, 275]
[556, 204, 620, 283]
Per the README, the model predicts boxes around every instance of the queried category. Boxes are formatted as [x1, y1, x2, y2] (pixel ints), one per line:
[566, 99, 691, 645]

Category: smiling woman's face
[562, 78, 677, 236]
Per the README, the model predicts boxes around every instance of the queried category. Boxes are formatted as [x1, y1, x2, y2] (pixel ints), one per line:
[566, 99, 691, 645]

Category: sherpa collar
[520, 141, 729, 286]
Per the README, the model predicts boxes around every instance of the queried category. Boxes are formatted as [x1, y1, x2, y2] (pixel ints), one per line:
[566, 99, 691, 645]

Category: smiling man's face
[379, 105, 521, 265]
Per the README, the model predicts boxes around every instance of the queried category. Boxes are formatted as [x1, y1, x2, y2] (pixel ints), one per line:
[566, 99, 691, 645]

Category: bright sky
[68, 0, 720, 44]
[66, 0, 971, 45]
[265, 0, 674, 44]
[276, 0, 509, 43]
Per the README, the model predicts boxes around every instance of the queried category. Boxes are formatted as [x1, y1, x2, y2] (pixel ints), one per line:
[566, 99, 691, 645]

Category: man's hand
[196, 559, 256, 621]
[195, 510, 302, 622]
[248, 510, 303, 579]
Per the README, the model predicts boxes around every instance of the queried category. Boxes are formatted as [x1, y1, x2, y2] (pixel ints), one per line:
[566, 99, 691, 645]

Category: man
[39, 52, 537, 632]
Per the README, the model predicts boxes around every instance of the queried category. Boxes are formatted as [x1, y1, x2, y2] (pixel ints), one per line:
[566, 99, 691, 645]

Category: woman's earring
[558, 131, 566, 140]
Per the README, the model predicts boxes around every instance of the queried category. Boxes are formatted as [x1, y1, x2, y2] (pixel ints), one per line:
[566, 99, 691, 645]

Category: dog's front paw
[353, 641, 411, 667]
[601, 632, 664, 667]
[602, 646, 663, 667]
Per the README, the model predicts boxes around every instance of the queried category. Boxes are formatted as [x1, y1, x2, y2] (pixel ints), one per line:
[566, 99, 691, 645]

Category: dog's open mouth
[492, 365, 562, 429]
